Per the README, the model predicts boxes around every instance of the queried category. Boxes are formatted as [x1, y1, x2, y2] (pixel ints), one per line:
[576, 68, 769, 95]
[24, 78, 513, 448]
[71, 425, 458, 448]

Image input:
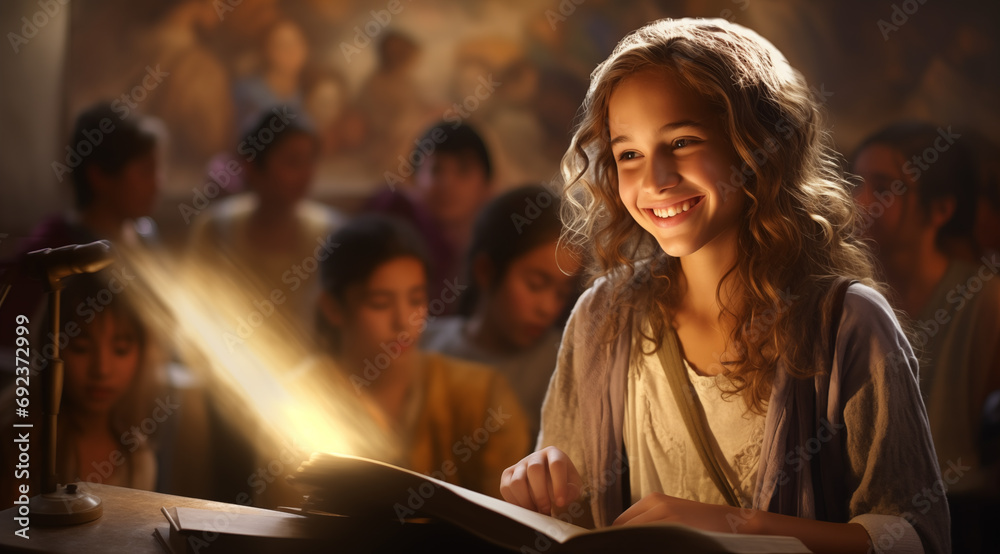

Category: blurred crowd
[0, 3, 997, 552]
[0, 98, 585, 507]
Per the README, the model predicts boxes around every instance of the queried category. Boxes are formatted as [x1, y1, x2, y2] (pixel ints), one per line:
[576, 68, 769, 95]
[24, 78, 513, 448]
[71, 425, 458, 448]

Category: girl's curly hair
[560, 18, 882, 413]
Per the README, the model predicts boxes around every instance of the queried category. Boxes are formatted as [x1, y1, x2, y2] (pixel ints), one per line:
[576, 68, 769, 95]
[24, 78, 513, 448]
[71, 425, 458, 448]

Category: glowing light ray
[118, 247, 397, 466]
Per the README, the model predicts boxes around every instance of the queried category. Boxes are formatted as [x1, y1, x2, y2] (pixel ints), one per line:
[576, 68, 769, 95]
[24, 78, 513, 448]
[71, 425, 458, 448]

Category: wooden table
[0, 484, 279, 553]
[0, 484, 513, 553]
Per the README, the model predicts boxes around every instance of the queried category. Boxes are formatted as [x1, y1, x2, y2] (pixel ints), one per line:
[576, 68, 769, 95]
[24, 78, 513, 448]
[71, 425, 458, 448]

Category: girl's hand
[500, 446, 583, 515]
[613, 492, 739, 533]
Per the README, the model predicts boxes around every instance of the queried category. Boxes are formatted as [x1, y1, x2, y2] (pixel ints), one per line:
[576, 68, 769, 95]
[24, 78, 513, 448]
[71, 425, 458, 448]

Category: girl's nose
[405, 304, 428, 337]
[395, 299, 421, 333]
[391, 305, 405, 332]
[89, 349, 109, 380]
[535, 290, 559, 321]
[650, 143, 680, 190]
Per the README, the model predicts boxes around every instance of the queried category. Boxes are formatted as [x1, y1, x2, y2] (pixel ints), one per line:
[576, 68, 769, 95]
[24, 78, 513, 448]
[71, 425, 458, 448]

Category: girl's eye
[673, 138, 694, 149]
[617, 151, 639, 162]
[366, 300, 392, 310]
[525, 277, 546, 293]
[113, 340, 136, 356]
[113, 333, 137, 352]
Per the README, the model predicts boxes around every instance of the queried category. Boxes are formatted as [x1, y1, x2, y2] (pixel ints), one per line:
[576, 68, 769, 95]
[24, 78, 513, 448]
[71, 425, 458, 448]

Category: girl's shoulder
[566, 275, 621, 330]
[839, 282, 898, 333]
[835, 282, 917, 381]
[572, 261, 656, 317]
[828, 282, 907, 356]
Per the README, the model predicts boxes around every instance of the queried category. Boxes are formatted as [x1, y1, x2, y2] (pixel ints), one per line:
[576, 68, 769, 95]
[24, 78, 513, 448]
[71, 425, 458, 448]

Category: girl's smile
[644, 195, 705, 227]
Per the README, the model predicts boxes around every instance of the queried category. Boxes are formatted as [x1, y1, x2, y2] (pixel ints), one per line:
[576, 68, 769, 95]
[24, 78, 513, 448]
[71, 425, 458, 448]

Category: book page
[437, 479, 590, 543]
[439, 486, 810, 553]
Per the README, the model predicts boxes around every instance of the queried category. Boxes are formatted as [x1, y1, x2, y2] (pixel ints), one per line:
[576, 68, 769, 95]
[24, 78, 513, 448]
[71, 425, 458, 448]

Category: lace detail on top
[623, 349, 766, 508]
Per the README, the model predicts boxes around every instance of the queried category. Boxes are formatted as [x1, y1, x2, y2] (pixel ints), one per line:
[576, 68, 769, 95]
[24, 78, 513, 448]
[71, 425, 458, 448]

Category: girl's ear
[472, 253, 495, 291]
[319, 291, 345, 327]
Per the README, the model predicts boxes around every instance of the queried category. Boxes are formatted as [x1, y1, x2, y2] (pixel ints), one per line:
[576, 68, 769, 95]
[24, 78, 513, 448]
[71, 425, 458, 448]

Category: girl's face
[480, 240, 580, 350]
[253, 134, 318, 207]
[609, 69, 745, 258]
[333, 256, 429, 365]
[63, 312, 141, 416]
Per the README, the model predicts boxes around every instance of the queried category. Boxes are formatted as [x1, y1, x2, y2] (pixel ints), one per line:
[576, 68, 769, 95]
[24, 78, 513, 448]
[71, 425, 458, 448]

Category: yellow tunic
[405, 353, 530, 498]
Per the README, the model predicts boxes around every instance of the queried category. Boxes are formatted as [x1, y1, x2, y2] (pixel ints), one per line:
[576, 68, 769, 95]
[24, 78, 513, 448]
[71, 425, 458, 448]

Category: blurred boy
[0, 102, 162, 349]
[853, 121, 1000, 552]
[366, 122, 493, 314]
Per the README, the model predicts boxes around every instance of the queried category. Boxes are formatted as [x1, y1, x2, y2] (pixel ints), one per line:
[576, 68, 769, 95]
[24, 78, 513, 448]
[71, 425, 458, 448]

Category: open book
[289, 453, 811, 553]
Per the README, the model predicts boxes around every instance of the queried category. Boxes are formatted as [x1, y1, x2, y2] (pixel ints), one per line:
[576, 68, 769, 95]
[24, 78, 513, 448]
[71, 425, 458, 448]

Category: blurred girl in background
[422, 185, 580, 442]
[317, 215, 529, 497]
[1, 271, 163, 505]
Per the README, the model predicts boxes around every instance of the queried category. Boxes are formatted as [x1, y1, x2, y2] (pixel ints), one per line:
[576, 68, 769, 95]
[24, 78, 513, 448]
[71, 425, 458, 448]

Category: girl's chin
[655, 239, 698, 258]
[356, 343, 418, 364]
[513, 326, 546, 348]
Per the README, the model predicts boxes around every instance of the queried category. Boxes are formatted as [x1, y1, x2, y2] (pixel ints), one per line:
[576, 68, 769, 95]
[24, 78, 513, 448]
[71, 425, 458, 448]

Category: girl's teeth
[653, 199, 696, 219]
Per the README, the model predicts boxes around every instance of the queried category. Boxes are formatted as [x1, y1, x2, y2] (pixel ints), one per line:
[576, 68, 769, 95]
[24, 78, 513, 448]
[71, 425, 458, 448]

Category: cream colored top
[189, 193, 346, 334]
[623, 349, 765, 508]
[540, 278, 945, 551]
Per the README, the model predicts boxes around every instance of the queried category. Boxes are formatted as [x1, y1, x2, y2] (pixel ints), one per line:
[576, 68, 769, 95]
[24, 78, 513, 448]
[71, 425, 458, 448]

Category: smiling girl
[499, 19, 949, 553]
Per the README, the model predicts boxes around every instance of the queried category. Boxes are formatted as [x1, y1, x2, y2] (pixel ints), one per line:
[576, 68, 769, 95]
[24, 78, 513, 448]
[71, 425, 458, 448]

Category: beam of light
[117, 245, 399, 475]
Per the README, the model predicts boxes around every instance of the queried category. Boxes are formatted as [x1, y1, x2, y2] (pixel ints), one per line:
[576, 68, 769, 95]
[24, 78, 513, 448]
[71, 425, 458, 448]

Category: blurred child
[422, 185, 580, 442]
[1, 101, 162, 349]
[0, 272, 162, 506]
[500, 19, 948, 553]
[853, 121, 1000, 552]
[365, 122, 493, 314]
[190, 107, 345, 332]
[969, 131, 1000, 257]
[355, 30, 430, 171]
[232, 19, 309, 131]
[317, 215, 529, 497]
